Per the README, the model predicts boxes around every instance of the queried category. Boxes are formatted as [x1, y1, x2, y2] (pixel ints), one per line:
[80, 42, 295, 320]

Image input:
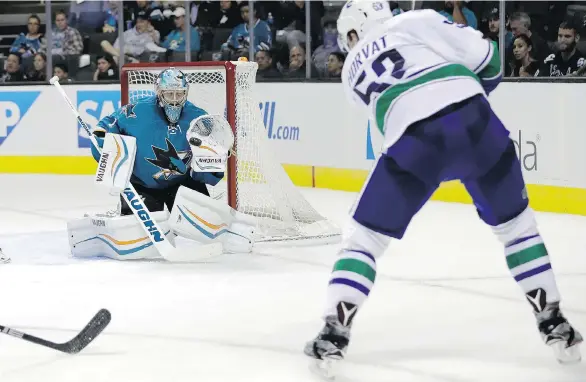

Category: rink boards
[0, 82, 584, 215]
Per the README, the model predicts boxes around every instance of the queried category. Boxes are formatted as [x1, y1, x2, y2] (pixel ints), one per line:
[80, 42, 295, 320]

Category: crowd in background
[1, 0, 586, 84]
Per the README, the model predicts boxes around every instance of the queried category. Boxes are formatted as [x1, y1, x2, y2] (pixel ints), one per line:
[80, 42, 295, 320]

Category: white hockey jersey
[342, 10, 502, 150]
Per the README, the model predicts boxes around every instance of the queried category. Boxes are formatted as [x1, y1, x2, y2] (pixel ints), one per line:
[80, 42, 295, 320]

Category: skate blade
[553, 342, 582, 364]
[309, 357, 339, 380]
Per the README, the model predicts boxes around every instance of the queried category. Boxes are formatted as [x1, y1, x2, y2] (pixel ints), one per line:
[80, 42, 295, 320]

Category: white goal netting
[123, 61, 341, 244]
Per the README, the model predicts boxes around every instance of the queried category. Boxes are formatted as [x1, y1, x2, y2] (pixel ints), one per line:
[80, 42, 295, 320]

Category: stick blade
[59, 309, 111, 354]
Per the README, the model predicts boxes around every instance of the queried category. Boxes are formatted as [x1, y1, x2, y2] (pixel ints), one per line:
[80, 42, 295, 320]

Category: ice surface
[0, 174, 584, 382]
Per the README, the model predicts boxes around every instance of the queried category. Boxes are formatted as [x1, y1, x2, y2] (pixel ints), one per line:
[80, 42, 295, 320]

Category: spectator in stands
[390, 2, 406, 16]
[514, 1, 569, 43]
[42, 10, 84, 56]
[10, 14, 45, 59]
[536, 21, 586, 77]
[93, 54, 118, 81]
[68, 0, 109, 32]
[284, 44, 317, 78]
[508, 34, 538, 77]
[53, 63, 72, 83]
[155, 0, 181, 7]
[69, 0, 131, 33]
[312, 19, 341, 77]
[439, 1, 477, 29]
[222, 2, 271, 60]
[161, 7, 200, 53]
[102, 0, 122, 33]
[196, 1, 242, 53]
[26, 53, 47, 82]
[0, 53, 26, 83]
[509, 12, 548, 62]
[196, 1, 242, 29]
[483, 8, 513, 52]
[274, 1, 324, 50]
[100, 10, 162, 64]
[144, 1, 176, 39]
[129, 0, 154, 17]
[326, 52, 345, 78]
[255, 50, 281, 79]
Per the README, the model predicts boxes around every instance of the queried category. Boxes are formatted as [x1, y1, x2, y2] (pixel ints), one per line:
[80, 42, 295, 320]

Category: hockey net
[121, 61, 341, 244]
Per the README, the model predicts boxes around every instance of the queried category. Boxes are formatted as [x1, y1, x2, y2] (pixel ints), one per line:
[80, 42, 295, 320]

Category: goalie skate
[528, 289, 583, 364]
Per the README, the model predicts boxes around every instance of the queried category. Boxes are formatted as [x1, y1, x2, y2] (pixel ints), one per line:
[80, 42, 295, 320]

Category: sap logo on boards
[77, 91, 121, 148]
[258, 101, 300, 141]
[0, 92, 40, 145]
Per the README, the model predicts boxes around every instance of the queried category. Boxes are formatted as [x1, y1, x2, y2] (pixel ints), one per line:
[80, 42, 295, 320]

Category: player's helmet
[337, 0, 393, 52]
[155, 68, 189, 124]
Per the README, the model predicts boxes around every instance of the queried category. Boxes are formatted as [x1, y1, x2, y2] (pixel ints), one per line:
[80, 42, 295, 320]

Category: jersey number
[353, 49, 406, 106]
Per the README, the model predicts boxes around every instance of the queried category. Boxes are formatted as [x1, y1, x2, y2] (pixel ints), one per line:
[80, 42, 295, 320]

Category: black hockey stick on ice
[0, 308, 111, 354]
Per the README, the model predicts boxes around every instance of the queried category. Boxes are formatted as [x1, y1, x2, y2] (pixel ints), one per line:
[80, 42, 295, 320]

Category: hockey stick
[0, 309, 111, 354]
[49, 77, 222, 262]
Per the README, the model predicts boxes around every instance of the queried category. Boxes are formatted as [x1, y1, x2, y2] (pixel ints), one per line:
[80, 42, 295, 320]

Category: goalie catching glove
[188, 114, 234, 173]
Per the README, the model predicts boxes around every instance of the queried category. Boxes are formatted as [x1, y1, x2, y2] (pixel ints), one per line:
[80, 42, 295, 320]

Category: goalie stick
[49, 76, 223, 262]
[0, 309, 111, 354]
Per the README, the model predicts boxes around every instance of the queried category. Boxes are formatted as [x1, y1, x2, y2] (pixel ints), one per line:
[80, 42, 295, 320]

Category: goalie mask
[337, 0, 393, 52]
[156, 68, 189, 124]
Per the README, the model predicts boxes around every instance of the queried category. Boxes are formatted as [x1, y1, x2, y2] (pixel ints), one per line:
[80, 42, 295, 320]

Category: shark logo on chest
[146, 138, 191, 180]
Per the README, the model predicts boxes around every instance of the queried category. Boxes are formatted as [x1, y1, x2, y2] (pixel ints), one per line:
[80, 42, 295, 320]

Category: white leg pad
[491, 206, 538, 245]
[67, 211, 172, 260]
[223, 210, 256, 253]
[169, 186, 257, 253]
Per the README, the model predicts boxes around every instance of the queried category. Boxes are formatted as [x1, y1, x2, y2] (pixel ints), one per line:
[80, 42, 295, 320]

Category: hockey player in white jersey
[304, 1, 582, 377]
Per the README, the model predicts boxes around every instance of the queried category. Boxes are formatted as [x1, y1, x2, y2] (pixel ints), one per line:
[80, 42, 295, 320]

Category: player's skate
[527, 288, 583, 364]
[0, 248, 10, 263]
[304, 302, 355, 379]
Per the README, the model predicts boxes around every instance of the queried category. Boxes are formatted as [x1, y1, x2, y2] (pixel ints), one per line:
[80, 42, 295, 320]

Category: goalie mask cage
[121, 61, 341, 244]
